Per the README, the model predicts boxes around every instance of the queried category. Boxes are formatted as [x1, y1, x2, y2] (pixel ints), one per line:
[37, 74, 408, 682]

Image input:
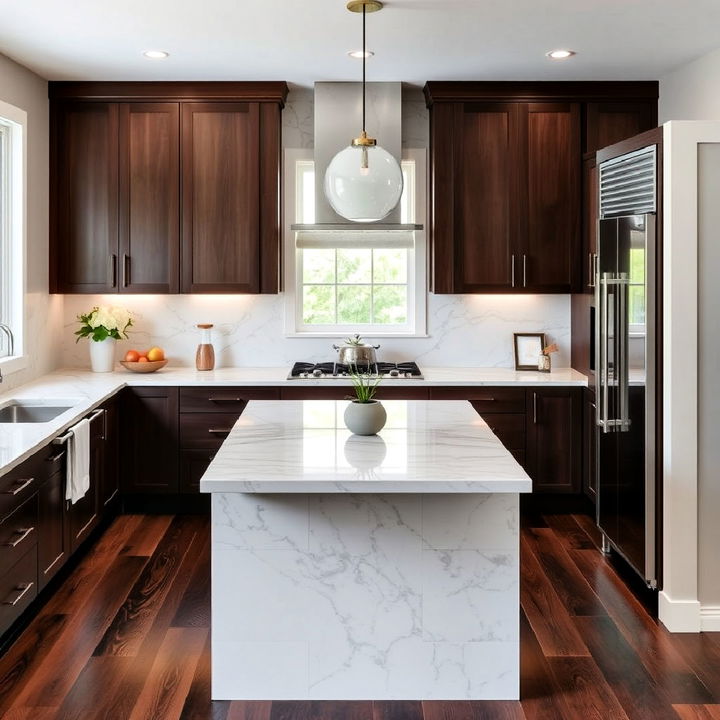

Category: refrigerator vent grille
[599, 145, 657, 218]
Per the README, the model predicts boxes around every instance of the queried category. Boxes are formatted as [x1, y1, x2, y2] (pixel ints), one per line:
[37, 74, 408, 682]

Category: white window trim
[0, 99, 27, 376]
[283, 148, 428, 338]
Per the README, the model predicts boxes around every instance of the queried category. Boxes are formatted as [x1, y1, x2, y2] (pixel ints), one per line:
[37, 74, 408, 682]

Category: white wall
[61, 88, 572, 370]
[660, 47, 720, 122]
[0, 52, 63, 393]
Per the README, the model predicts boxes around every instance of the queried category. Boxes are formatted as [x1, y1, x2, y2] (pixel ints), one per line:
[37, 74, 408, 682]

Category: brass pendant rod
[362, 3, 366, 134]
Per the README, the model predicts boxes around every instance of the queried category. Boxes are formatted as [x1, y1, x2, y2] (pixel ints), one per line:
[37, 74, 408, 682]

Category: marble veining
[211, 492, 520, 700]
[200, 400, 532, 494]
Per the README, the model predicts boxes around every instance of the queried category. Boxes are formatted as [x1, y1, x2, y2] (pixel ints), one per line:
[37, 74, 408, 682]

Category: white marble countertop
[0, 366, 586, 478]
[200, 400, 532, 494]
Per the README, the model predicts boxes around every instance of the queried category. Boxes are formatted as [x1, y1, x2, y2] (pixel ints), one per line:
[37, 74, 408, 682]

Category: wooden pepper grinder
[196, 324, 215, 371]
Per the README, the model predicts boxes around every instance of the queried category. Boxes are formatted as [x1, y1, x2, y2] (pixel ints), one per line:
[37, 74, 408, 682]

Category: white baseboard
[659, 591, 702, 632]
[700, 606, 720, 632]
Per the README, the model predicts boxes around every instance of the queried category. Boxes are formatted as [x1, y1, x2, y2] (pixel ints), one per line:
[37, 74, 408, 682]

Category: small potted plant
[344, 372, 387, 436]
[75, 306, 133, 373]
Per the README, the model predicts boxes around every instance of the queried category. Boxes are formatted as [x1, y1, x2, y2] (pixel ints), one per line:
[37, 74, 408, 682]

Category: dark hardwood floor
[0, 510, 718, 719]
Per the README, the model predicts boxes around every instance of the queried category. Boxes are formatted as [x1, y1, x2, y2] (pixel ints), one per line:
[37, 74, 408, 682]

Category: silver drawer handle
[5, 527, 34, 548]
[208, 397, 244, 403]
[4, 582, 34, 606]
[3, 478, 34, 496]
[208, 428, 232, 435]
[475, 397, 496, 402]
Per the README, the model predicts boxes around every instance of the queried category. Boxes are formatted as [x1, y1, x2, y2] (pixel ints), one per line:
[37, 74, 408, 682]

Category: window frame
[283, 148, 428, 338]
[0, 99, 27, 375]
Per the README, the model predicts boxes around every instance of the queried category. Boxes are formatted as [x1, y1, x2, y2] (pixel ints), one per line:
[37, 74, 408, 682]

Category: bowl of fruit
[120, 347, 168, 373]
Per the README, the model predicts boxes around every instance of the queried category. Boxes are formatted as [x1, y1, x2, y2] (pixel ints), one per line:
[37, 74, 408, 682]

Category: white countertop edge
[199, 480, 532, 494]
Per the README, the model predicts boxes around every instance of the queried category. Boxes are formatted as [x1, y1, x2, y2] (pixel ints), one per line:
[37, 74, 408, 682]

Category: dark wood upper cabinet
[51, 102, 119, 293]
[523, 103, 580, 292]
[49, 82, 287, 295]
[119, 102, 180, 293]
[181, 102, 260, 293]
[424, 82, 657, 295]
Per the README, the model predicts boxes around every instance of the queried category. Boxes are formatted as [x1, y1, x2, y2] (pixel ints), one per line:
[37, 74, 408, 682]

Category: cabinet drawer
[0, 545, 38, 635]
[430, 387, 526, 413]
[179, 413, 242, 449]
[0, 459, 42, 523]
[179, 449, 216, 494]
[477, 413, 526, 451]
[179, 387, 279, 413]
[0, 494, 38, 573]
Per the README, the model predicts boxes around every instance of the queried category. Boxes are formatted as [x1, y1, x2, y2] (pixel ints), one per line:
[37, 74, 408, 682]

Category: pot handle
[372, 344, 381, 350]
[332, 344, 341, 350]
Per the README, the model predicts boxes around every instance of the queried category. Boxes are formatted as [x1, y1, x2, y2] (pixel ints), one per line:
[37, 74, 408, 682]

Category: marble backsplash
[61, 293, 571, 369]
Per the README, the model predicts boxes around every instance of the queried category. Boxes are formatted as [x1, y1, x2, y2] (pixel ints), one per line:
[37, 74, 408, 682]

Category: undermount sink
[0, 400, 76, 424]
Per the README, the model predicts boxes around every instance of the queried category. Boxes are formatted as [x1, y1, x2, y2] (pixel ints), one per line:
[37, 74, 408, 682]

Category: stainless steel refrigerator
[596, 144, 659, 588]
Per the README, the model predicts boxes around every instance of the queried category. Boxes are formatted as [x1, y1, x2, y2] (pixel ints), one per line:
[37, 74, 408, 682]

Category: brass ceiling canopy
[347, 0, 383, 13]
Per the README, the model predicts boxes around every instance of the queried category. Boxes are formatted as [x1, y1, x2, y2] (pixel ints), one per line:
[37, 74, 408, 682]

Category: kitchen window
[0, 100, 26, 374]
[284, 149, 427, 337]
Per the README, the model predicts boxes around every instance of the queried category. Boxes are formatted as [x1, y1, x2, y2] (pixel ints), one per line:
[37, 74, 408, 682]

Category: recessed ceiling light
[348, 50, 374, 59]
[546, 49, 575, 59]
[143, 50, 169, 59]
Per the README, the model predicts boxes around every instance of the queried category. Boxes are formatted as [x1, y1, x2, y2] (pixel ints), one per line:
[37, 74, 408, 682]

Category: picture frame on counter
[513, 332, 546, 371]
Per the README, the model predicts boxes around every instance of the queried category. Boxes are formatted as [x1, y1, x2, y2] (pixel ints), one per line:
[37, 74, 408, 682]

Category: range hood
[291, 82, 422, 234]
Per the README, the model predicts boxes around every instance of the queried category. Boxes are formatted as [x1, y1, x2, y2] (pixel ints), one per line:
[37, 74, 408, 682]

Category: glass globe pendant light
[324, 0, 403, 222]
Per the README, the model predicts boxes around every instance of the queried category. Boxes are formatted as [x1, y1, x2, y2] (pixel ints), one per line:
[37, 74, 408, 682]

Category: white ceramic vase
[89, 337, 117, 373]
[344, 400, 387, 436]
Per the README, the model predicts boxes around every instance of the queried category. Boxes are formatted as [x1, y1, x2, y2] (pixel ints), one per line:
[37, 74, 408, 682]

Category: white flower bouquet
[75, 306, 133, 342]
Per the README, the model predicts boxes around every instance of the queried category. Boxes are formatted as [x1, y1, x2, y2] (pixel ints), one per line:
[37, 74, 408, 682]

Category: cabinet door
[51, 102, 119, 293]
[121, 388, 179, 494]
[181, 102, 261, 293]
[526, 388, 581, 493]
[118, 103, 180, 293]
[585, 102, 657, 154]
[100, 398, 120, 509]
[179, 449, 216, 494]
[522, 103, 581, 293]
[582, 157, 599, 293]
[67, 411, 103, 551]
[455, 103, 519, 292]
[38, 471, 67, 590]
[583, 389, 598, 502]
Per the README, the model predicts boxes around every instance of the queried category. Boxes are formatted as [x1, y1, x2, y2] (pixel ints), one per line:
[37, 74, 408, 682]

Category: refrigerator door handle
[598, 273, 611, 432]
[617, 272, 631, 432]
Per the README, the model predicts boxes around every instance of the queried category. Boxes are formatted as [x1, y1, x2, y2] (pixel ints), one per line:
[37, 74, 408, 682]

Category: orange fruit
[125, 350, 140, 362]
[147, 346, 165, 362]
[138, 356, 148, 363]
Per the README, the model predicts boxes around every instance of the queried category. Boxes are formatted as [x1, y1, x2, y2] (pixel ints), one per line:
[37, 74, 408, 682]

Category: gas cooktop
[288, 361, 423, 380]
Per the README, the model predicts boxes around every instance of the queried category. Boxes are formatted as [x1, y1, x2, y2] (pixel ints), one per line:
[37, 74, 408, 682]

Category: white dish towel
[66, 417, 90, 504]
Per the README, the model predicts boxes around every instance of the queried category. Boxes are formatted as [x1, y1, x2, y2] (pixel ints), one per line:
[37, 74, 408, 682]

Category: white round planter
[344, 400, 387, 436]
[89, 337, 117, 373]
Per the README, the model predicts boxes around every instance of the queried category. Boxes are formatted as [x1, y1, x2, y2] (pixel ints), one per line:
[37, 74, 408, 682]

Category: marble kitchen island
[200, 400, 532, 701]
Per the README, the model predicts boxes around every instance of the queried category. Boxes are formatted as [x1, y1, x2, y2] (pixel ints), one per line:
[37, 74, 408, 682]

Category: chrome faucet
[0, 323, 15, 384]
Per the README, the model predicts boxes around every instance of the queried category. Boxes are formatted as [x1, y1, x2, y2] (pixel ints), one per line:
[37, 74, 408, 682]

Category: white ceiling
[1, 0, 719, 87]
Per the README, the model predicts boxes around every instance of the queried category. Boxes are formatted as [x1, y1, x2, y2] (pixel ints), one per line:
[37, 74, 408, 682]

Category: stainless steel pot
[333, 336, 380, 367]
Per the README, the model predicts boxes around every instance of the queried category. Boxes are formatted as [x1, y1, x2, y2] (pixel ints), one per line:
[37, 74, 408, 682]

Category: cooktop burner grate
[289, 361, 423, 379]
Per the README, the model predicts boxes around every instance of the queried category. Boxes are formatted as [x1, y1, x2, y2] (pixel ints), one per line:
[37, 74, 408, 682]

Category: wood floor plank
[0, 707, 56, 720]
[271, 701, 373, 720]
[226, 701, 272, 720]
[121, 515, 174, 557]
[574, 615, 676, 720]
[520, 537, 590, 657]
[128, 627, 208, 720]
[422, 700, 526, 719]
[94, 516, 202, 657]
[546, 656, 629, 720]
[9, 554, 148, 709]
[372, 701, 423, 720]
[571, 514, 604, 551]
[543, 514, 597, 551]
[0, 614, 69, 713]
[522, 528, 607, 617]
[172, 532, 211, 628]
[673, 705, 720, 720]
[667, 633, 720, 703]
[570, 549, 715, 705]
[518, 611, 572, 720]
[179, 633, 230, 720]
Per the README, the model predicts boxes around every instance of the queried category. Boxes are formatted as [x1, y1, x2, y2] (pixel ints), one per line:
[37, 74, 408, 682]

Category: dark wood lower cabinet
[37, 471, 67, 590]
[583, 388, 598, 501]
[526, 387, 582, 493]
[121, 387, 179, 494]
[99, 396, 120, 509]
[179, 449, 217, 494]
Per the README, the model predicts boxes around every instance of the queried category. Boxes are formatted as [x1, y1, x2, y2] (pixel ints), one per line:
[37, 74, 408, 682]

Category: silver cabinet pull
[109, 254, 117, 288]
[533, 392, 538, 424]
[588, 253, 594, 288]
[3, 478, 34, 496]
[208, 397, 244, 403]
[5, 527, 34, 548]
[523, 255, 527, 287]
[511, 255, 516, 288]
[122, 254, 130, 287]
[208, 428, 232, 435]
[46, 449, 65, 463]
[4, 582, 33, 606]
